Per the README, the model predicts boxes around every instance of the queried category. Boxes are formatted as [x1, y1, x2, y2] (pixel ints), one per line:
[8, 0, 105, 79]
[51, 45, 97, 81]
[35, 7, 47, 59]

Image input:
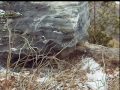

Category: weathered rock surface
[0, 1, 90, 48]
[0, 1, 90, 68]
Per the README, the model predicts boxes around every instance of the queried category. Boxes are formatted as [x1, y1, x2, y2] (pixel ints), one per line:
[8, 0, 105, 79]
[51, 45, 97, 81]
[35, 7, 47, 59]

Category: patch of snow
[86, 70, 107, 90]
[81, 57, 108, 90]
[0, 67, 6, 73]
[81, 57, 101, 72]
[11, 48, 17, 51]
[0, 9, 5, 15]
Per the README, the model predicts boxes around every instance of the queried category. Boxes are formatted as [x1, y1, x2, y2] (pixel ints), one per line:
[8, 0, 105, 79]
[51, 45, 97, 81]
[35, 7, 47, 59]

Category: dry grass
[0, 48, 119, 90]
[0, 59, 88, 90]
[0, 30, 119, 90]
[108, 39, 119, 48]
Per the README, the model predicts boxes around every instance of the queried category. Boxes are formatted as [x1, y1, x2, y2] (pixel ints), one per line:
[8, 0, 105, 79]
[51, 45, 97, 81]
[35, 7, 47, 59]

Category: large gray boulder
[0, 1, 90, 68]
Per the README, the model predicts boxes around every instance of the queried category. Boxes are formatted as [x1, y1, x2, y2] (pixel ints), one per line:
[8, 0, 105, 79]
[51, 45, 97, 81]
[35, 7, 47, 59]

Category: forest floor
[0, 43, 119, 90]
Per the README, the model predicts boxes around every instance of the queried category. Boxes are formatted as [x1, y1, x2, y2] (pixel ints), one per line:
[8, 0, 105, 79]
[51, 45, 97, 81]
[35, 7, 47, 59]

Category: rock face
[0, 1, 90, 48]
[0, 1, 90, 68]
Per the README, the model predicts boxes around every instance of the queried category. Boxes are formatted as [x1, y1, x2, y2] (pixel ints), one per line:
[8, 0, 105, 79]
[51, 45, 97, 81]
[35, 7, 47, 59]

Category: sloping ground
[0, 43, 119, 90]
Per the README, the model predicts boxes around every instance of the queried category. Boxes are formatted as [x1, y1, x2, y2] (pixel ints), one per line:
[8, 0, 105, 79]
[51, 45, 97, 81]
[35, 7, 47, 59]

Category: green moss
[0, 12, 22, 19]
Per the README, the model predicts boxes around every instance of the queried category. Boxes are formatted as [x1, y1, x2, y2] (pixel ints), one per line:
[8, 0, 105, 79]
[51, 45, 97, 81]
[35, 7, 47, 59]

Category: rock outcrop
[0, 1, 90, 68]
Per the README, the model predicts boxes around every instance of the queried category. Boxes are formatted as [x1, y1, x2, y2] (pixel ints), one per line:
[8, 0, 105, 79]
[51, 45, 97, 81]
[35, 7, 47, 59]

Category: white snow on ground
[36, 57, 108, 90]
[11, 48, 17, 51]
[0, 67, 6, 74]
[86, 70, 107, 90]
[1, 57, 117, 90]
[0, 9, 5, 15]
[81, 57, 108, 90]
[81, 57, 101, 72]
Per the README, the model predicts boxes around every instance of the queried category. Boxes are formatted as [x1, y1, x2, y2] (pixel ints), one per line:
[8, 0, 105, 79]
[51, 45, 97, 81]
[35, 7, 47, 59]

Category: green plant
[88, 25, 113, 47]
[88, 1, 119, 47]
